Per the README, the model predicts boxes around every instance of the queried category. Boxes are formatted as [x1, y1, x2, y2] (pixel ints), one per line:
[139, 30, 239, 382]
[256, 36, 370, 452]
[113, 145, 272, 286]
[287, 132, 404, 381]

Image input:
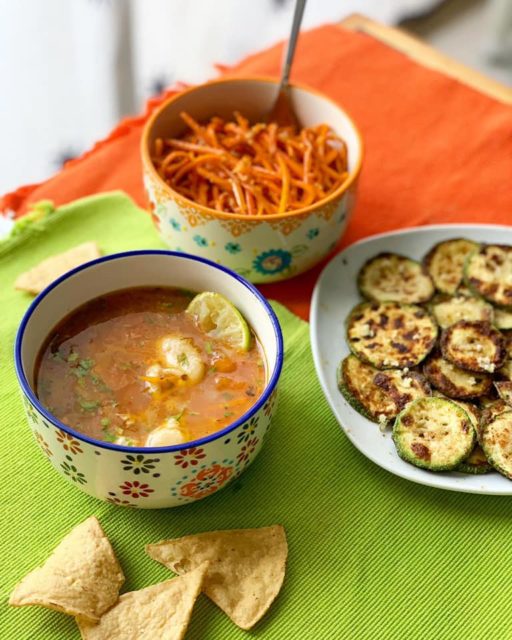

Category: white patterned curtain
[0, 0, 442, 195]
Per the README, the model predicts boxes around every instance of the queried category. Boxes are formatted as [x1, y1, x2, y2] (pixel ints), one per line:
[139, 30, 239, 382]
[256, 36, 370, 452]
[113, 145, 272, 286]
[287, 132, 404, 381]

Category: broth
[35, 287, 266, 447]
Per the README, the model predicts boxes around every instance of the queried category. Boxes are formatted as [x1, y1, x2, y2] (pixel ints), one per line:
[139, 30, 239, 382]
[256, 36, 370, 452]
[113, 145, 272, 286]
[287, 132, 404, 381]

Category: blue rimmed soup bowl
[14, 250, 283, 508]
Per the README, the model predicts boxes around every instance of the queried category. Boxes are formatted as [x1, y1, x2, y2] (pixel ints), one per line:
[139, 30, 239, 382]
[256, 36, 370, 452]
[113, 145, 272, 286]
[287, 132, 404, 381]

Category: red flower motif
[56, 429, 83, 455]
[119, 480, 154, 498]
[237, 437, 260, 464]
[174, 447, 206, 469]
[180, 464, 234, 500]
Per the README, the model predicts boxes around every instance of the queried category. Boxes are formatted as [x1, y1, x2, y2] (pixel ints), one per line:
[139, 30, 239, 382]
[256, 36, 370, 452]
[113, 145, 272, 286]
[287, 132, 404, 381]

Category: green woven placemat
[2, 192, 512, 640]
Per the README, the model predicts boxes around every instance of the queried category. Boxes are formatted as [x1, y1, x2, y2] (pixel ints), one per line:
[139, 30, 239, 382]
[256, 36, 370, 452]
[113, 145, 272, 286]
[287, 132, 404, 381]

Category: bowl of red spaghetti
[141, 77, 363, 283]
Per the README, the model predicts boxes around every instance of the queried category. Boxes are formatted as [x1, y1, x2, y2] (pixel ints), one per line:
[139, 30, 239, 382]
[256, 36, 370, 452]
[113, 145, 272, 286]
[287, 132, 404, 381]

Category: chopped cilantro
[79, 399, 99, 412]
[70, 367, 87, 379]
[51, 351, 64, 362]
[102, 429, 117, 443]
[90, 374, 110, 391]
[205, 341, 213, 354]
[224, 412, 234, 418]
[70, 358, 95, 380]
[67, 352, 79, 363]
[100, 417, 111, 427]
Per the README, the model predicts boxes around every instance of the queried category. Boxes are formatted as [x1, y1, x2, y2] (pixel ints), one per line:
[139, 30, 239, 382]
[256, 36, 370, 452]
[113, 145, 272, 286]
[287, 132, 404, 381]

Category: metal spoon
[267, 0, 307, 128]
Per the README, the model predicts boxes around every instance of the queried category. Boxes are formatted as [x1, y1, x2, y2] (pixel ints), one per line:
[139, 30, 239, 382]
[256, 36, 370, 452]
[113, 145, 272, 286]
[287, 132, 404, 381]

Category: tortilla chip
[15, 241, 101, 294]
[9, 516, 124, 622]
[76, 562, 208, 640]
[146, 525, 287, 630]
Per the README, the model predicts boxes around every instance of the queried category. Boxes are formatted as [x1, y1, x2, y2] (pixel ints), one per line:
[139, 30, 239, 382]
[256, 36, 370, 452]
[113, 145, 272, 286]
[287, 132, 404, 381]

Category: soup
[35, 287, 266, 447]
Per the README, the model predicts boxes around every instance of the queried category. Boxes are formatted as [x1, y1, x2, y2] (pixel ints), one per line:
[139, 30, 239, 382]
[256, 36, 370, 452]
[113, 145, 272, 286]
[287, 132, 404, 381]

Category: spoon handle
[279, 0, 307, 91]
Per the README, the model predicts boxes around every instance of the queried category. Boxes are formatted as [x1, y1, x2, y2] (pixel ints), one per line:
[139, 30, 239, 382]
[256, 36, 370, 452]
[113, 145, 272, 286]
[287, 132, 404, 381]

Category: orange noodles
[151, 111, 349, 215]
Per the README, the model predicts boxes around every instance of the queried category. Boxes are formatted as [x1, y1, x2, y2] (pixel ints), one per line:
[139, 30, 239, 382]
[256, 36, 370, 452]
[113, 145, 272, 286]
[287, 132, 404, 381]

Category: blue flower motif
[307, 228, 319, 240]
[225, 242, 241, 254]
[253, 249, 292, 275]
[169, 217, 181, 231]
[193, 235, 208, 247]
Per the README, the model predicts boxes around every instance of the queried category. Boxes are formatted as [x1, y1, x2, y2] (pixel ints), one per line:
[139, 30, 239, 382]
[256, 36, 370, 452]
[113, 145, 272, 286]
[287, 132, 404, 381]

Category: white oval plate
[310, 224, 512, 495]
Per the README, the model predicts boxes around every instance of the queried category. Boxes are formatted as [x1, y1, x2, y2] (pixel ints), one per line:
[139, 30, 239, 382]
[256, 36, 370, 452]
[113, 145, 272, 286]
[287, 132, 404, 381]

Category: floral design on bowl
[253, 249, 292, 276]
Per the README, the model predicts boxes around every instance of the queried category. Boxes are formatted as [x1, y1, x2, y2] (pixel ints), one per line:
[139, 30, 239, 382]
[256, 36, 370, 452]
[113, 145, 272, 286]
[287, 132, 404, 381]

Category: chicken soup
[35, 287, 266, 447]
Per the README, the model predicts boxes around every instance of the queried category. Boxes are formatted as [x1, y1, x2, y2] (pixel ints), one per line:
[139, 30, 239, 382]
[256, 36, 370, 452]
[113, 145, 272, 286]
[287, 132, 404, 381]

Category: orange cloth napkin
[3, 24, 512, 320]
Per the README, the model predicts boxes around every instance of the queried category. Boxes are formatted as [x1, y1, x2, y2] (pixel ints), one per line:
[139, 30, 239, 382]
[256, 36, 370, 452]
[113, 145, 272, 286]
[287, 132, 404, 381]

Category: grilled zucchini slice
[347, 301, 437, 369]
[432, 391, 480, 427]
[393, 397, 475, 471]
[498, 360, 512, 381]
[423, 353, 492, 399]
[458, 445, 492, 474]
[435, 398, 491, 473]
[499, 361, 512, 380]
[440, 320, 505, 373]
[423, 238, 478, 295]
[494, 308, 512, 330]
[358, 253, 434, 304]
[431, 295, 493, 329]
[465, 244, 512, 308]
[338, 355, 430, 425]
[455, 284, 475, 298]
[496, 333, 512, 380]
[481, 411, 512, 479]
[494, 381, 512, 407]
[480, 400, 509, 434]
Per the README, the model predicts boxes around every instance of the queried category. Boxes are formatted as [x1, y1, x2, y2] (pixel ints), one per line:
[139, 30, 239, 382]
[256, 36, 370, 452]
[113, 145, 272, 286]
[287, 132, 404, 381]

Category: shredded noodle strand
[151, 111, 349, 215]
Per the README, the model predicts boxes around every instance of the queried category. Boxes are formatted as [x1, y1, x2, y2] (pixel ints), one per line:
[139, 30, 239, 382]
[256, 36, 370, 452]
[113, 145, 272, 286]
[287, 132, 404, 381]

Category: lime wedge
[187, 292, 250, 351]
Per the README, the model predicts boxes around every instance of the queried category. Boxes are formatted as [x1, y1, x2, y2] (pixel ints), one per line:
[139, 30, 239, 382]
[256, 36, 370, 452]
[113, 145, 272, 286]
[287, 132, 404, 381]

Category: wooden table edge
[341, 13, 512, 105]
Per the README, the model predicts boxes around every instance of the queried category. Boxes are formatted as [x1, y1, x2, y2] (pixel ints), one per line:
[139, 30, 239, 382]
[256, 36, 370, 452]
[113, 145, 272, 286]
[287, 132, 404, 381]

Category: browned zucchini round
[393, 397, 475, 471]
[494, 381, 512, 408]
[423, 238, 478, 295]
[481, 411, 512, 479]
[338, 355, 430, 425]
[347, 301, 437, 369]
[423, 353, 492, 399]
[431, 295, 493, 329]
[465, 244, 512, 308]
[458, 445, 492, 474]
[440, 321, 505, 373]
[494, 308, 512, 330]
[358, 253, 434, 304]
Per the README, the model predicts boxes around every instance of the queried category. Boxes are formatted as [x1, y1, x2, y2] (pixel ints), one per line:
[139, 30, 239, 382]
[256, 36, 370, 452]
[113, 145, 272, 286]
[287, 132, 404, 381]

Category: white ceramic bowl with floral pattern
[141, 78, 363, 283]
[15, 251, 283, 509]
